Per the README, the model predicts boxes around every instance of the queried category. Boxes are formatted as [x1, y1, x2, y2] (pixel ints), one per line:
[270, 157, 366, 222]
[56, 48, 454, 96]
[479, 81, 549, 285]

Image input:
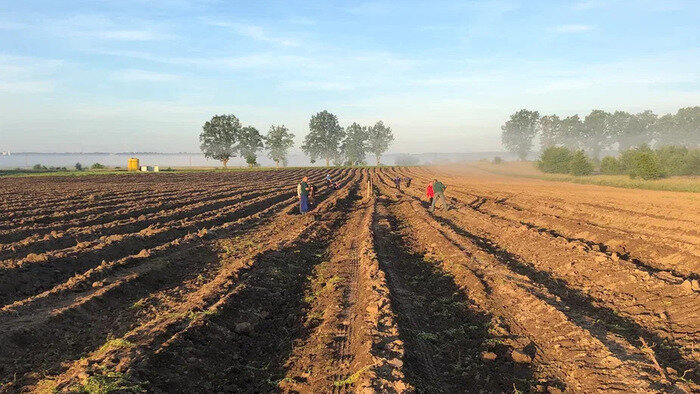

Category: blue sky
[0, 0, 698, 153]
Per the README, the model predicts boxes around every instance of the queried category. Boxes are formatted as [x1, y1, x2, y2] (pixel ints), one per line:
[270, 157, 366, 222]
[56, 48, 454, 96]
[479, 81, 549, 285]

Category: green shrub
[656, 146, 687, 176]
[600, 156, 621, 175]
[537, 146, 573, 173]
[680, 149, 700, 175]
[568, 150, 593, 176]
[493, 156, 503, 164]
[75, 162, 83, 171]
[630, 152, 664, 179]
[91, 162, 106, 169]
[655, 146, 700, 176]
[618, 145, 653, 176]
[32, 164, 47, 170]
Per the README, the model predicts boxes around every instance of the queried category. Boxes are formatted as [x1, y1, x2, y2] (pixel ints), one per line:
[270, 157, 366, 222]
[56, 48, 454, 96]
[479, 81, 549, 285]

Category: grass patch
[332, 365, 371, 387]
[98, 337, 134, 353]
[306, 310, 324, 326]
[69, 369, 145, 393]
[472, 161, 700, 192]
[34, 378, 59, 394]
[130, 299, 146, 310]
[325, 275, 343, 287]
[415, 331, 438, 342]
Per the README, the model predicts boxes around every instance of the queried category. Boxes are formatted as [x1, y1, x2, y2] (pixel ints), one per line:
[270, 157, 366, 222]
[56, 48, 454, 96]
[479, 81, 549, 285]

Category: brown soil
[0, 166, 697, 393]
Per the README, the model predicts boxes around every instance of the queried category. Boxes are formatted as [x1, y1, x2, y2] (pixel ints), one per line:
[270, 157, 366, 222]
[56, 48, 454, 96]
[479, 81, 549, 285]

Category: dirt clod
[691, 279, 700, 292]
[480, 351, 497, 362]
[511, 349, 532, 364]
[681, 280, 694, 294]
[234, 322, 253, 335]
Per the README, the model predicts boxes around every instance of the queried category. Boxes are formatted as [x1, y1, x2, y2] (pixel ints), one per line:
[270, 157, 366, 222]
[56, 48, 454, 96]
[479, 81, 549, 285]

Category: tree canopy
[504, 106, 698, 159]
[501, 109, 540, 160]
[367, 121, 394, 165]
[341, 122, 369, 165]
[673, 106, 700, 148]
[559, 115, 584, 150]
[238, 126, 264, 167]
[199, 114, 242, 167]
[582, 110, 613, 160]
[302, 110, 345, 166]
[265, 125, 295, 168]
[539, 115, 561, 149]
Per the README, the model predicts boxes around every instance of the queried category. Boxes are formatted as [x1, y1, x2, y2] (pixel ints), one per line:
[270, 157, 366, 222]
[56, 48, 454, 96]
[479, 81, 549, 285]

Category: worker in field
[308, 182, 317, 205]
[393, 176, 402, 191]
[426, 182, 434, 207]
[325, 173, 332, 187]
[297, 176, 310, 215]
[404, 176, 412, 187]
[429, 178, 449, 212]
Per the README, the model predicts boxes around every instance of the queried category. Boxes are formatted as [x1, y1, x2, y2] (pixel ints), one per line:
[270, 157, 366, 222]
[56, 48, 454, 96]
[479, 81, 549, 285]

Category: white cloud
[43, 14, 178, 41]
[0, 55, 63, 93]
[0, 80, 53, 93]
[0, 21, 29, 29]
[571, 0, 609, 10]
[204, 20, 300, 47]
[281, 80, 354, 91]
[113, 69, 181, 82]
[89, 29, 176, 41]
[289, 16, 315, 26]
[554, 24, 595, 33]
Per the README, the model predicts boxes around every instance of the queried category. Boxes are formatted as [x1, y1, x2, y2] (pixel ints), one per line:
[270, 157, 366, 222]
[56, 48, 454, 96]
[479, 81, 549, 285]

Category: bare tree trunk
[325, 157, 330, 167]
[275, 160, 279, 169]
[376, 155, 380, 166]
[222, 159, 228, 168]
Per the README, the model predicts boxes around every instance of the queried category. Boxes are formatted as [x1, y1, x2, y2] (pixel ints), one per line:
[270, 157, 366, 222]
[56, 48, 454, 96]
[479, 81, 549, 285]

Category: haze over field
[1, 0, 698, 153]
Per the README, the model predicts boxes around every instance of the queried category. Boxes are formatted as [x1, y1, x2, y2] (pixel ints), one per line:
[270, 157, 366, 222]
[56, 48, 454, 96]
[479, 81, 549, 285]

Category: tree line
[501, 106, 699, 160]
[537, 144, 699, 179]
[199, 110, 394, 168]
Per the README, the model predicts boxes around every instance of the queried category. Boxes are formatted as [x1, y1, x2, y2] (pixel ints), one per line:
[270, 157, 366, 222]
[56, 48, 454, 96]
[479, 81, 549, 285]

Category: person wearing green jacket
[297, 176, 310, 214]
[429, 178, 449, 212]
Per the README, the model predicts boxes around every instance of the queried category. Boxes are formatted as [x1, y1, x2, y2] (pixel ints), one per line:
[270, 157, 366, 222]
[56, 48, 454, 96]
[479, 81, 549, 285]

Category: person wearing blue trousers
[297, 176, 310, 214]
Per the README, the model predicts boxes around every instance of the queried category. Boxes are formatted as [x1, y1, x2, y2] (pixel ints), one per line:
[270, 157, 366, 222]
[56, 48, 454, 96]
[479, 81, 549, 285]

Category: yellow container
[128, 158, 140, 171]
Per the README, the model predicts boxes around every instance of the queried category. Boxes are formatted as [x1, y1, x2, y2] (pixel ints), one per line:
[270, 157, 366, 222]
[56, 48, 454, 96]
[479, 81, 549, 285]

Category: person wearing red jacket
[426, 183, 434, 206]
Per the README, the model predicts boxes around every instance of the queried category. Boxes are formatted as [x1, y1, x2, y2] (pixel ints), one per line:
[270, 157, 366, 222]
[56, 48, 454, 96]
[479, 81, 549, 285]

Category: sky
[0, 0, 698, 153]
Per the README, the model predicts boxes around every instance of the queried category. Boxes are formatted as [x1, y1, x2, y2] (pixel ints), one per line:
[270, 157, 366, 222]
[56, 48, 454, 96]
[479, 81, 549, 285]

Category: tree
[600, 156, 622, 175]
[367, 121, 394, 166]
[341, 122, 369, 165]
[652, 113, 677, 147]
[568, 150, 593, 176]
[674, 106, 700, 148]
[635, 110, 657, 148]
[631, 151, 664, 180]
[610, 111, 650, 151]
[302, 110, 345, 166]
[582, 109, 613, 160]
[559, 115, 584, 150]
[199, 114, 241, 168]
[265, 125, 295, 168]
[501, 109, 540, 160]
[537, 146, 573, 174]
[238, 126, 264, 167]
[539, 115, 561, 149]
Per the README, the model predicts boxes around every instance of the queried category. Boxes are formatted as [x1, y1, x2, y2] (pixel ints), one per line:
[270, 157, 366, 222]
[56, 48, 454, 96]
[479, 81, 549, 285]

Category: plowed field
[1, 167, 698, 393]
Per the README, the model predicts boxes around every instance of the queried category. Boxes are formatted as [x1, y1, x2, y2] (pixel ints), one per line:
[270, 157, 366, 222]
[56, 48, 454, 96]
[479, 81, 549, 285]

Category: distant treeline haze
[501, 106, 699, 160]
